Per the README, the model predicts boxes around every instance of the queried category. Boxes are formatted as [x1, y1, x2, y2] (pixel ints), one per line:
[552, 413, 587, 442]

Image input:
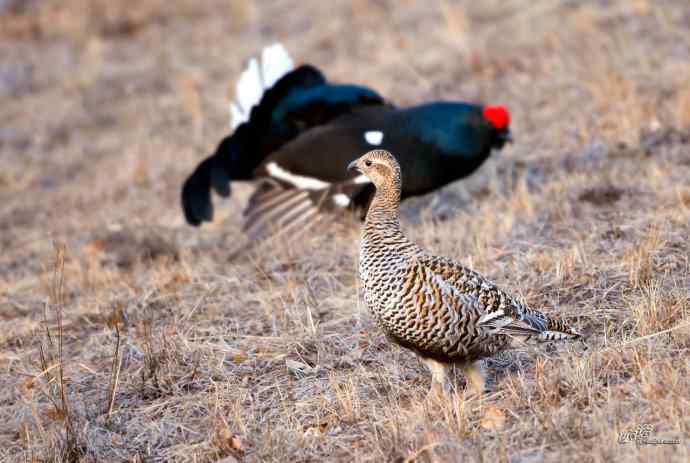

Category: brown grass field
[1, 0, 689, 461]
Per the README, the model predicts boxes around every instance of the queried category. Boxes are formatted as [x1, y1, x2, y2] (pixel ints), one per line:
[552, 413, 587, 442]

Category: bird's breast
[359, 241, 407, 312]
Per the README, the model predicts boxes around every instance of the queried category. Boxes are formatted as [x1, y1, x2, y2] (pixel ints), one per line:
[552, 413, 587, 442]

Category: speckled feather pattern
[356, 150, 579, 365]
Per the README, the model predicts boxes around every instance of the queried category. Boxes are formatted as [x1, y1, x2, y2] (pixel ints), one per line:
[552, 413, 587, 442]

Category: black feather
[181, 156, 216, 226]
[181, 64, 384, 226]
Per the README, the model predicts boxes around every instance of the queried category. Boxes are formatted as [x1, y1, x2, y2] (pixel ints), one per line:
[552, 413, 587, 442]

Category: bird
[348, 149, 580, 397]
[182, 44, 512, 241]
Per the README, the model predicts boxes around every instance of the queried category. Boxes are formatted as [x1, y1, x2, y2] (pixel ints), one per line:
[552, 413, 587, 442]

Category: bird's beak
[347, 160, 359, 172]
[502, 129, 514, 144]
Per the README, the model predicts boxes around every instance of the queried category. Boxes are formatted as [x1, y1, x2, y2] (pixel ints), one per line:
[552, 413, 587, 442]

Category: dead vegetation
[1, 0, 689, 461]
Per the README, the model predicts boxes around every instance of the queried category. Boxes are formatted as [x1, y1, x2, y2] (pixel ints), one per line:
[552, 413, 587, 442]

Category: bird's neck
[365, 183, 400, 229]
[361, 182, 420, 272]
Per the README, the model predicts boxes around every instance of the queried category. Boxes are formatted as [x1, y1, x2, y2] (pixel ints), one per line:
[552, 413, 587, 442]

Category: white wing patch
[351, 174, 371, 184]
[364, 130, 384, 145]
[230, 43, 295, 130]
[266, 162, 331, 190]
[332, 193, 351, 207]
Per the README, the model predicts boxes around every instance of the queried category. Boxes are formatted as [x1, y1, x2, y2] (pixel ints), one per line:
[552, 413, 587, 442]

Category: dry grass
[1, 0, 689, 461]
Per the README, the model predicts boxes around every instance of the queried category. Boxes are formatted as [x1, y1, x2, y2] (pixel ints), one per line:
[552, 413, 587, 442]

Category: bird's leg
[458, 360, 486, 398]
[420, 357, 450, 398]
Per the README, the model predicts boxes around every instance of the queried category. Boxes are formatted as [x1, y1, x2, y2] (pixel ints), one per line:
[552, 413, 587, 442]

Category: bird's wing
[240, 111, 402, 240]
[259, 106, 399, 179]
[413, 255, 546, 337]
[241, 175, 369, 241]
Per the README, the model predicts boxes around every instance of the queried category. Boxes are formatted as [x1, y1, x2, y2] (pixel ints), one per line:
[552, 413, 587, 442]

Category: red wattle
[483, 106, 510, 130]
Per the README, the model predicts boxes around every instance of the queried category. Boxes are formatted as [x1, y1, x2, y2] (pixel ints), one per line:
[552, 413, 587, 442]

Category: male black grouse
[182, 44, 512, 239]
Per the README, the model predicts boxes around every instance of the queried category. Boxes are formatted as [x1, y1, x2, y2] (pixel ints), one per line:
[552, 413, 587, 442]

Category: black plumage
[181, 64, 383, 226]
[181, 48, 512, 239]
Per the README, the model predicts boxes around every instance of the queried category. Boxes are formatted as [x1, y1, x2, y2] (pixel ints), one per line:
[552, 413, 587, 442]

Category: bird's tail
[478, 303, 581, 342]
[535, 317, 582, 342]
[181, 147, 232, 226]
[181, 44, 326, 226]
[229, 43, 295, 130]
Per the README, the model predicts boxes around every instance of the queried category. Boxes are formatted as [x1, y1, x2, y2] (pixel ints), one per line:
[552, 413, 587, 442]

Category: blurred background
[2, 0, 689, 246]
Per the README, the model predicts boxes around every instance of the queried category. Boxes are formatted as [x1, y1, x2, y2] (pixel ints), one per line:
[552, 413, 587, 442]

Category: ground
[1, 0, 689, 461]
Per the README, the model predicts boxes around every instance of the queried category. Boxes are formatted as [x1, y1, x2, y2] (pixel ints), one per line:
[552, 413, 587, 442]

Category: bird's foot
[421, 357, 451, 401]
[458, 360, 487, 400]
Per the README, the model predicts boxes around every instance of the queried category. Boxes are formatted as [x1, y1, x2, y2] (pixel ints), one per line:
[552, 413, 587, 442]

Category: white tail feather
[261, 43, 294, 88]
[229, 43, 295, 130]
[229, 103, 244, 129]
[235, 58, 263, 114]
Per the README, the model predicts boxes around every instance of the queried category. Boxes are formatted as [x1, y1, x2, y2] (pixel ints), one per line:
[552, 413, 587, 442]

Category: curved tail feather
[181, 154, 231, 226]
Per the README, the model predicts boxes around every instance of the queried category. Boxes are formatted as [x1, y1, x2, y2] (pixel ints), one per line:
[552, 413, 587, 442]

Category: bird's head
[347, 149, 401, 190]
[482, 105, 512, 148]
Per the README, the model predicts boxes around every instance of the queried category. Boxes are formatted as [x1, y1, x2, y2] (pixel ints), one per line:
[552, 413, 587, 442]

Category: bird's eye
[365, 160, 372, 167]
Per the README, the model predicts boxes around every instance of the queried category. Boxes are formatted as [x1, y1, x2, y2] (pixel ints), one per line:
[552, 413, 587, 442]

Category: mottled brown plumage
[348, 149, 580, 396]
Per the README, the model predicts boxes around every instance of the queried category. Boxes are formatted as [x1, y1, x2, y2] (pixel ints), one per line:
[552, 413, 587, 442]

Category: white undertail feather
[229, 43, 295, 129]
[235, 58, 263, 116]
[261, 43, 294, 88]
[229, 103, 244, 129]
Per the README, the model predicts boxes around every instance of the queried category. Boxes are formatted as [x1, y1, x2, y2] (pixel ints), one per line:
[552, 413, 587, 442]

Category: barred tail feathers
[537, 317, 581, 341]
[478, 303, 580, 341]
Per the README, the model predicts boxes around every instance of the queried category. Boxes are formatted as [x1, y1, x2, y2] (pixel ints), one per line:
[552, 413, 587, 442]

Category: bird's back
[359, 228, 516, 361]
